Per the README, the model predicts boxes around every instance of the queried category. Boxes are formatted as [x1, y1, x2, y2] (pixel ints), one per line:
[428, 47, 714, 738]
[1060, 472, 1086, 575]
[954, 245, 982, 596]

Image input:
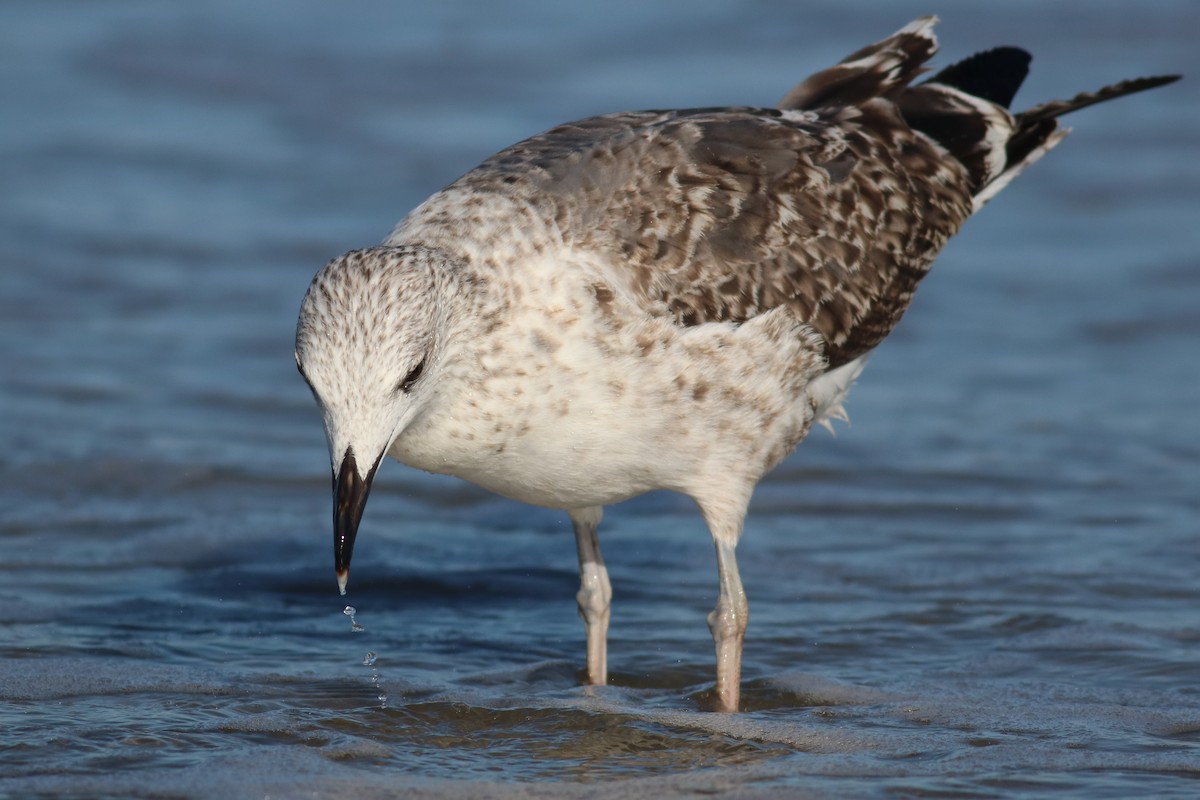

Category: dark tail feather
[969, 72, 1181, 208]
[893, 47, 1036, 190]
[784, 17, 1180, 206]
[894, 47, 1036, 192]
[928, 46, 1031, 109]
[904, 55, 1180, 203]
[1005, 118, 1058, 172]
[1016, 74, 1180, 124]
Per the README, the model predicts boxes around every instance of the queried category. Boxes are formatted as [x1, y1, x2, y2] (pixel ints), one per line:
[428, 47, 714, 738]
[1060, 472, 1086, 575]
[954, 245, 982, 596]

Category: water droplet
[344, 610, 386, 708]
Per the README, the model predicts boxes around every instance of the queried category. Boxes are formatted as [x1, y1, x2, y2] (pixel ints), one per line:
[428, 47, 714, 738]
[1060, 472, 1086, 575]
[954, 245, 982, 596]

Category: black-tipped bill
[334, 448, 378, 595]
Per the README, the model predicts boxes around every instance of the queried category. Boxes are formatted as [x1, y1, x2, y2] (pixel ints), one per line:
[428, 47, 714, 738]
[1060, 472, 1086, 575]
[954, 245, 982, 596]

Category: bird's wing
[393, 17, 978, 367]
[421, 103, 975, 368]
[391, 15, 1176, 368]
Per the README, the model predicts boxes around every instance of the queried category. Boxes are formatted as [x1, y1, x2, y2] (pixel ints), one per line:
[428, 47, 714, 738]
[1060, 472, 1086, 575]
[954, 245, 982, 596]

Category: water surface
[2, 1, 1198, 797]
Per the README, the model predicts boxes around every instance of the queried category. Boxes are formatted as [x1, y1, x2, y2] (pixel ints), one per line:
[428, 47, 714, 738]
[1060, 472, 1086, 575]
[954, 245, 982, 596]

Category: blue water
[2, 1, 1197, 797]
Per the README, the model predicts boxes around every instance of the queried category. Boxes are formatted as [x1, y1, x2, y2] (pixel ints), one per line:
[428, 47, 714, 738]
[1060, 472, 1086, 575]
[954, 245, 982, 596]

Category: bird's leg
[570, 507, 611, 686]
[707, 537, 748, 712]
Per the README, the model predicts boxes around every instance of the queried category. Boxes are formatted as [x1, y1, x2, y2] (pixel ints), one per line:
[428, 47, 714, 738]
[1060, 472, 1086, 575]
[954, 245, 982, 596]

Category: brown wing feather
[437, 105, 974, 367]
[389, 17, 1176, 370]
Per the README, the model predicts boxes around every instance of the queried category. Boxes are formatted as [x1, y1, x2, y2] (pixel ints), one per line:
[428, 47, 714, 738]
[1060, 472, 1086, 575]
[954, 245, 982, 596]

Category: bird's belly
[457, 451, 656, 509]
[388, 276, 828, 511]
[391, 404, 684, 510]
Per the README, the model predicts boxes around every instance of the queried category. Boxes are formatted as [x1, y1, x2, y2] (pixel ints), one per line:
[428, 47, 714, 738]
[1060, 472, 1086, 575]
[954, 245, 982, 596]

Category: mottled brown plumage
[452, 103, 970, 368]
[390, 17, 1175, 370]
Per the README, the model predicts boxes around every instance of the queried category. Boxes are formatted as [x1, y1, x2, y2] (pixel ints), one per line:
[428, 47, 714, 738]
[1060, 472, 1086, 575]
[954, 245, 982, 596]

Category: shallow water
[2, 1, 1198, 797]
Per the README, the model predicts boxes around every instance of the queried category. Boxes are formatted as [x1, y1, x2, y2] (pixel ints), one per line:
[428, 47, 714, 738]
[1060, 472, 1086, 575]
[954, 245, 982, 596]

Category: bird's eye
[397, 357, 426, 393]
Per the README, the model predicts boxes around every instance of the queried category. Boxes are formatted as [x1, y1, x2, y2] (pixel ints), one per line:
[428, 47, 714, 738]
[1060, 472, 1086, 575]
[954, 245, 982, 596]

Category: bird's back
[394, 100, 975, 370]
[389, 15, 1176, 369]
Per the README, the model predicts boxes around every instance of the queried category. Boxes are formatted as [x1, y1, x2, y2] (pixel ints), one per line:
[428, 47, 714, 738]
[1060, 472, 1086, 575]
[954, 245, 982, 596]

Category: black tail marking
[1017, 74, 1181, 125]
[927, 46, 1032, 109]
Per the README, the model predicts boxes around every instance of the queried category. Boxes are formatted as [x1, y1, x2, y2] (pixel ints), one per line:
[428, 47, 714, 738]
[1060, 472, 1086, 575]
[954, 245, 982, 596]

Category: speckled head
[295, 245, 449, 593]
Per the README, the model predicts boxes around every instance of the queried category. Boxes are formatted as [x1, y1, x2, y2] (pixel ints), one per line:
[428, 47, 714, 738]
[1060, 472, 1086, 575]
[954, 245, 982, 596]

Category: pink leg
[570, 507, 611, 686]
[707, 538, 748, 712]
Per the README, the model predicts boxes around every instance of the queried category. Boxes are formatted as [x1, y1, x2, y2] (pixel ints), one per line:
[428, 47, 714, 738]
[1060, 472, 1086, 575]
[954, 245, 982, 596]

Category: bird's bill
[334, 448, 377, 595]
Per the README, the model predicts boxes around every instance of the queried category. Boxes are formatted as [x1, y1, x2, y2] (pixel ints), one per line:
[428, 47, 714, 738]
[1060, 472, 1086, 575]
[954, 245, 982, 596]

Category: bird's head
[295, 246, 447, 595]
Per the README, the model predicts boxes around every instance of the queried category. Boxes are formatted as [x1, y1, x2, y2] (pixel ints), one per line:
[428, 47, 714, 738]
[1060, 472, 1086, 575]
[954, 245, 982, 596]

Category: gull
[295, 17, 1177, 711]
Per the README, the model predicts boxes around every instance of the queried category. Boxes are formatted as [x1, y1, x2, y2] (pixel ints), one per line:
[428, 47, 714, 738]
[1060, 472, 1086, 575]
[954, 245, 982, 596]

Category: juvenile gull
[295, 17, 1177, 712]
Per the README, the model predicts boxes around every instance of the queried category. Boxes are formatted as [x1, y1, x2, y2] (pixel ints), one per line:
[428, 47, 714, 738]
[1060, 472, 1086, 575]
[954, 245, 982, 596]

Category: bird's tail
[895, 37, 1179, 210]
[781, 16, 1179, 210]
[966, 74, 1180, 208]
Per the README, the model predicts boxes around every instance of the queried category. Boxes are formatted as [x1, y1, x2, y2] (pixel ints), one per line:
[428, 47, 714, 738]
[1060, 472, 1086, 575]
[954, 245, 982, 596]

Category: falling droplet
[344, 609, 386, 708]
[364, 651, 387, 709]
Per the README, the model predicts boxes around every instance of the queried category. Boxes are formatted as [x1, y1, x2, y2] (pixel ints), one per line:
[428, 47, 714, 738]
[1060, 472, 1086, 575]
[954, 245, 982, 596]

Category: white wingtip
[899, 15, 939, 36]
